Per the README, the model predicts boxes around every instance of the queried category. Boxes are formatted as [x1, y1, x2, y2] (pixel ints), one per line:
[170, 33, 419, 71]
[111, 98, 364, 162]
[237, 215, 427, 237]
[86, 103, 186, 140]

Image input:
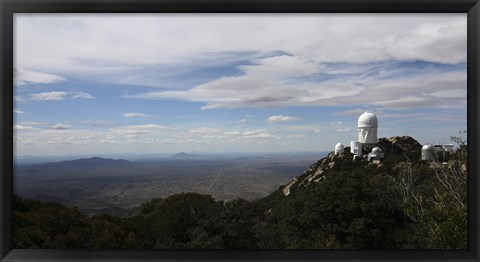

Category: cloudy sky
[14, 14, 467, 156]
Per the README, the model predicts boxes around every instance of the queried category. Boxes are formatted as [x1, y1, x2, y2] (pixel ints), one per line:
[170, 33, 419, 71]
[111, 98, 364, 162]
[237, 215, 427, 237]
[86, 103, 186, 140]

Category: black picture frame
[1, 0, 479, 261]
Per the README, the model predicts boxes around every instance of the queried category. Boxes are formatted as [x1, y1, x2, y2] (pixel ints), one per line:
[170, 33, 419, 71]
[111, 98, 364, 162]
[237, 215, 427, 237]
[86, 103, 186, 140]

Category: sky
[13, 14, 467, 156]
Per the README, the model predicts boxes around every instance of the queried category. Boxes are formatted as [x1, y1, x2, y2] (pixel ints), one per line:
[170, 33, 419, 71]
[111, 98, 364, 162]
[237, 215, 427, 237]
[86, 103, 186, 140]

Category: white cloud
[15, 14, 466, 111]
[327, 120, 354, 133]
[109, 124, 170, 137]
[14, 68, 65, 86]
[189, 127, 222, 135]
[427, 89, 466, 98]
[236, 118, 249, 124]
[14, 128, 119, 155]
[14, 14, 466, 92]
[30, 91, 96, 101]
[14, 124, 37, 131]
[13, 14, 467, 155]
[287, 125, 317, 132]
[335, 108, 374, 116]
[14, 110, 27, 114]
[241, 130, 272, 139]
[15, 14, 465, 71]
[380, 112, 467, 123]
[224, 131, 241, 136]
[267, 115, 299, 123]
[239, 55, 318, 78]
[372, 96, 427, 109]
[84, 120, 113, 126]
[330, 121, 343, 126]
[334, 128, 352, 132]
[15, 137, 39, 144]
[50, 123, 71, 130]
[224, 129, 273, 139]
[286, 134, 307, 139]
[72, 91, 96, 99]
[18, 121, 47, 126]
[14, 96, 25, 103]
[382, 18, 466, 64]
[30, 91, 68, 101]
[121, 112, 154, 118]
[128, 59, 465, 111]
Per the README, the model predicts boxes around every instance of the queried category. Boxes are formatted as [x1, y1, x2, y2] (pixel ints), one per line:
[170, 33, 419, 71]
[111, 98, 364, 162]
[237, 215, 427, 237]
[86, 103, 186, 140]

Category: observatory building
[368, 147, 384, 161]
[334, 143, 344, 156]
[358, 112, 378, 144]
[422, 144, 454, 161]
[422, 144, 435, 161]
[350, 141, 362, 156]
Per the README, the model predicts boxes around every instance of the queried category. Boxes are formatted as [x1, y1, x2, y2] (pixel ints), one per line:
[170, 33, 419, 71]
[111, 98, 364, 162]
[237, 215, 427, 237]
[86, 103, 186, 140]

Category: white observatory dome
[422, 144, 434, 151]
[368, 146, 384, 161]
[334, 143, 344, 155]
[422, 144, 435, 161]
[358, 112, 378, 143]
[358, 112, 378, 128]
[372, 147, 382, 154]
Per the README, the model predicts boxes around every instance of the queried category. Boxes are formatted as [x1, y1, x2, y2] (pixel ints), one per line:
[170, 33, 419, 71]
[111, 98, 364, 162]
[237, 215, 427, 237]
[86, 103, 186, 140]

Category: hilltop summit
[264, 136, 423, 200]
[256, 134, 466, 249]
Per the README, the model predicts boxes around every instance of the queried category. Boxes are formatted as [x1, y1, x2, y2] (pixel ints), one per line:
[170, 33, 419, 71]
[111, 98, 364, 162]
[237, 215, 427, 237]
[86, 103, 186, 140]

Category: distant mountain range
[171, 152, 199, 159]
[44, 157, 132, 168]
[16, 151, 329, 165]
[14, 152, 324, 216]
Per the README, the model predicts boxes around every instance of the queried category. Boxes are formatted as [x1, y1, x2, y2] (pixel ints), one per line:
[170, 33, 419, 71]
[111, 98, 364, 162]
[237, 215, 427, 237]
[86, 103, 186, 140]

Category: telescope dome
[422, 144, 434, 151]
[358, 112, 378, 128]
[334, 143, 344, 155]
[372, 147, 382, 154]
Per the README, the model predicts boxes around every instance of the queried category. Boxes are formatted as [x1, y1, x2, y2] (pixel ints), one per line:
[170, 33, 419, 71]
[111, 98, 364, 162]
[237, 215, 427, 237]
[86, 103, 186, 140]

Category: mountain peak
[171, 152, 198, 158]
[275, 136, 423, 198]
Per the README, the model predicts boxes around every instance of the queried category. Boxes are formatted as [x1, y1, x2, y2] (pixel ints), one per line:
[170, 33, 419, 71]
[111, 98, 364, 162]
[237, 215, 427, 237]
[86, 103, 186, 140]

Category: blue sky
[13, 14, 467, 156]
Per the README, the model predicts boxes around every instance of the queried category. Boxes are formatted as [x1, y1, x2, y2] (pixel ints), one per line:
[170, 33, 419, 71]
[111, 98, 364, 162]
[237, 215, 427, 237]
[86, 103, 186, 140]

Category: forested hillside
[13, 135, 467, 249]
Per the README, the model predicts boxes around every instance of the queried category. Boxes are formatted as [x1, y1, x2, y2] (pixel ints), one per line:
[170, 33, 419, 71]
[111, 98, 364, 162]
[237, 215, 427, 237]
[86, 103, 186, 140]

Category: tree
[268, 167, 406, 249]
[389, 132, 467, 249]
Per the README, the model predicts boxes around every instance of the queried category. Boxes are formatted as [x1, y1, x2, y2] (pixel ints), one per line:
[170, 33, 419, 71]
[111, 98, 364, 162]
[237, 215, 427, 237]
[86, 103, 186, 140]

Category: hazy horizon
[14, 14, 467, 156]
[16, 150, 326, 157]
[14, 150, 328, 165]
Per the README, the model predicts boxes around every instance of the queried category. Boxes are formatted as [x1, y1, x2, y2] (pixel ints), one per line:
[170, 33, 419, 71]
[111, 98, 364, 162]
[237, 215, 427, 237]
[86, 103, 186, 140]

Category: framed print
[1, 0, 479, 261]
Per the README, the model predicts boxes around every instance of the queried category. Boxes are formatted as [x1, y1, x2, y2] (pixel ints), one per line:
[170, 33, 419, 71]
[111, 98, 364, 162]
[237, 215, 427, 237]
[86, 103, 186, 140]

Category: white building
[422, 144, 454, 161]
[350, 141, 362, 156]
[358, 112, 378, 144]
[443, 144, 454, 152]
[368, 147, 384, 161]
[421, 144, 435, 160]
[334, 143, 344, 156]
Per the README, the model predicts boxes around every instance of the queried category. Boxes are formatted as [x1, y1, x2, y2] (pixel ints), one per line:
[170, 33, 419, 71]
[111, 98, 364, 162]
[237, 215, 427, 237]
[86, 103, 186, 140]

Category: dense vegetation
[13, 135, 467, 249]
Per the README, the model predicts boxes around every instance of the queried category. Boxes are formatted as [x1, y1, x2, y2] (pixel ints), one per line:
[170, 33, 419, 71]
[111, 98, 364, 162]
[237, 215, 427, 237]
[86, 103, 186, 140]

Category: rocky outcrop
[281, 136, 423, 196]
